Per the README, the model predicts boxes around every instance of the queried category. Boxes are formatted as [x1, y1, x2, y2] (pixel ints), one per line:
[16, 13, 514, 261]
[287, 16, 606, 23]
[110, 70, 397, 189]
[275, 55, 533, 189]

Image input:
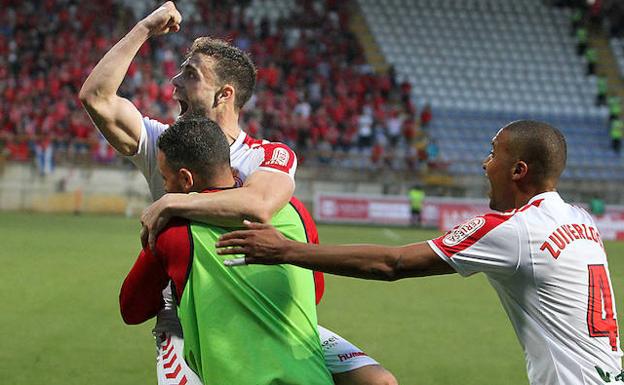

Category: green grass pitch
[2, 212, 624, 384]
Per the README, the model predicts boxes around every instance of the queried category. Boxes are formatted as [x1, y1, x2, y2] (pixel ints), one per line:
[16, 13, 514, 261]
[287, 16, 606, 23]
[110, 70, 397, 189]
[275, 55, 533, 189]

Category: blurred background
[2, 0, 624, 384]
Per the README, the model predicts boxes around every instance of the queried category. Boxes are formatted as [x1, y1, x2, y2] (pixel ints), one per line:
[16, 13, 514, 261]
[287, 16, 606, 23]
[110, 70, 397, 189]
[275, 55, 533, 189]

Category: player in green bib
[120, 117, 332, 385]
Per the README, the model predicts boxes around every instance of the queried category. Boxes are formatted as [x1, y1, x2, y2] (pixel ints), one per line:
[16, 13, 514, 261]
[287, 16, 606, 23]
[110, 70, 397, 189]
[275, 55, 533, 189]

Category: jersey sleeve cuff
[126, 117, 149, 159]
[427, 240, 471, 277]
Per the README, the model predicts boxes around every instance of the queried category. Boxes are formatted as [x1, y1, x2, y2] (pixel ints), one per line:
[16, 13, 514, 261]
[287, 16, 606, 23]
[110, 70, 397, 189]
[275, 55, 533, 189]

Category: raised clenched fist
[140, 1, 182, 36]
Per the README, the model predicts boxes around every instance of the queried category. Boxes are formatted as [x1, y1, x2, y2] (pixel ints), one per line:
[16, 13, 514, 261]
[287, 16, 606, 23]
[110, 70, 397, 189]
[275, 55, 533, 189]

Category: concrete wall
[0, 163, 151, 216]
[3, 162, 619, 215]
[0, 163, 387, 215]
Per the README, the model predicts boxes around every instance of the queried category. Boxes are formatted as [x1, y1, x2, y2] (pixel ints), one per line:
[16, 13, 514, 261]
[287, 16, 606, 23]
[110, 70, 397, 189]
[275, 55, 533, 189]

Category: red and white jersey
[129, 117, 297, 200]
[428, 191, 622, 385]
[229, 127, 297, 183]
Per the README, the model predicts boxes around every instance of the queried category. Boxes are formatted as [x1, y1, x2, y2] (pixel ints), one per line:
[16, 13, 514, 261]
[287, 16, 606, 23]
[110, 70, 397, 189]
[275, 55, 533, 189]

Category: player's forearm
[79, 23, 150, 103]
[221, 224, 453, 278]
[279, 241, 404, 281]
[167, 191, 271, 227]
[252, 240, 450, 280]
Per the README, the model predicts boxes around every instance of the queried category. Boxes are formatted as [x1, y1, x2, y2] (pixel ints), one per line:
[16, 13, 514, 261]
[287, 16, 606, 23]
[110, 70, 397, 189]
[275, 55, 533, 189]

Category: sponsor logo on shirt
[595, 365, 624, 382]
[442, 216, 486, 246]
[267, 147, 290, 167]
[337, 351, 369, 362]
[321, 336, 339, 350]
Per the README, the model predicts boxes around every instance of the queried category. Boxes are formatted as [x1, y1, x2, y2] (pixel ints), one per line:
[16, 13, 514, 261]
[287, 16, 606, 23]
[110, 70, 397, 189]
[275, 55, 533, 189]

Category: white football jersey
[428, 191, 622, 385]
[129, 117, 297, 200]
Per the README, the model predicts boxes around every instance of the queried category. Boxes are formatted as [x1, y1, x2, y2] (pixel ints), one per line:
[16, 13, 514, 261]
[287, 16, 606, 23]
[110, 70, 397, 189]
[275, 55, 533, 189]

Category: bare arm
[141, 170, 295, 249]
[79, 2, 181, 155]
[217, 222, 454, 281]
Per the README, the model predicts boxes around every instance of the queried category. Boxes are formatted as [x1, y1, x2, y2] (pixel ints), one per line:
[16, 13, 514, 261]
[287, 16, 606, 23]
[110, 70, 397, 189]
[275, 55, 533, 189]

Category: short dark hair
[157, 117, 231, 181]
[504, 120, 567, 183]
[188, 37, 256, 110]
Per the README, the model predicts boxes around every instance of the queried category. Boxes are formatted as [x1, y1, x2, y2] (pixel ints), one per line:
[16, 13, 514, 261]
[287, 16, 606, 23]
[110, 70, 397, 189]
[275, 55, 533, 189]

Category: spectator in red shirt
[420, 103, 433, 128]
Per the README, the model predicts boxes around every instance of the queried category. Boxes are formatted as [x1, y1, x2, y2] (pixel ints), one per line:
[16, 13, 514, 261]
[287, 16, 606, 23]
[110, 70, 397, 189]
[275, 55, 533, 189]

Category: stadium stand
[610, 37, 624, 78]
[358, 0, 624, 183]
[1, 0, 433, 174]
[1, 0, 623, 194]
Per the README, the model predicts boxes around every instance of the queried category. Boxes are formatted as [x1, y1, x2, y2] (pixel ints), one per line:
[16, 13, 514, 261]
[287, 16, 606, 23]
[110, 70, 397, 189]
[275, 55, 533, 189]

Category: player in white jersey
[134, 117, 298, 201]
[79, 2, 396, 384]
[219, 120, 623, 385]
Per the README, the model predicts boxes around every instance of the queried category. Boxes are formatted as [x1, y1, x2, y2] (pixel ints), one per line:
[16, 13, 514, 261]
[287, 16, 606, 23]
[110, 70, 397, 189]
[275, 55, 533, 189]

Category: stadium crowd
[0, 0, 437, 174]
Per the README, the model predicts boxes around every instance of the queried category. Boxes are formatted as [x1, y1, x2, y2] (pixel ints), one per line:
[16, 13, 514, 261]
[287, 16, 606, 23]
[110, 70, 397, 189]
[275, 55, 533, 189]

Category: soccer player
[219, 120, 624, 385]
[120, 117, 333, 385]
[79, 2, 396, 384]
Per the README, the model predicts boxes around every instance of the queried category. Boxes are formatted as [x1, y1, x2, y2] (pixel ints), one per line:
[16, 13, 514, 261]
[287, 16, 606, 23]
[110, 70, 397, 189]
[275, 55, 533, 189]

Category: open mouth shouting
[179, 99, 189, 115]
[173, 90, 189, 116]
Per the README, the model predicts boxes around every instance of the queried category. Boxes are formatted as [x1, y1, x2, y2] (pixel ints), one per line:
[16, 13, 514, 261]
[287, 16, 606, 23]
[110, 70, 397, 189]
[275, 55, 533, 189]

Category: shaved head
[502, 120, 567, 185]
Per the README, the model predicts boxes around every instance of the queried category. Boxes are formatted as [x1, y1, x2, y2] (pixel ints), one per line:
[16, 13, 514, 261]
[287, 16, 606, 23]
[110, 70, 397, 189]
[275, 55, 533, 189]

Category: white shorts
[154, 285, 378, 384]
[154, 323, 379, 384]
[318, 325, 379, 374]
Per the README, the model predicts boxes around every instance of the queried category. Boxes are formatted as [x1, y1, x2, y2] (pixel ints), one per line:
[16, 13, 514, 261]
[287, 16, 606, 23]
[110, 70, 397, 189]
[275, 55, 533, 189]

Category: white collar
[528, 191, 562, 204]
[229, 130, 247, 154]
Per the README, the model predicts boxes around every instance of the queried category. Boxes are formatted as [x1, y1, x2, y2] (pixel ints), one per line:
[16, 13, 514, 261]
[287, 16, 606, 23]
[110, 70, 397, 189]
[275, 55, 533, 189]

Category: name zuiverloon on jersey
[540, 223, 604, 259]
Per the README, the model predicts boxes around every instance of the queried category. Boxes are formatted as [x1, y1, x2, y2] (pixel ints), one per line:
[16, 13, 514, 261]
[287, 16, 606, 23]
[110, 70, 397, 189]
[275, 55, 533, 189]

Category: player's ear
[179, 168, 194, 193]
[215, 84, 235, 107]
[511, 160, 528, 181]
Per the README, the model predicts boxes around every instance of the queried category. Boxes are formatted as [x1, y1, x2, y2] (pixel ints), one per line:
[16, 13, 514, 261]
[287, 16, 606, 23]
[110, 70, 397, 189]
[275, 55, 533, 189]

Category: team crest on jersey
[442, 216, 486, 246]
[267, 147, 290, 167]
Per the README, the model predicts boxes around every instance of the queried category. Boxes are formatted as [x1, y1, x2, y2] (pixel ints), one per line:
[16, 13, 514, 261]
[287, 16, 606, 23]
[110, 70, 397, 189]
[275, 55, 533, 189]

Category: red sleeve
[157, 219, 193, 301]
[119, 247, 169, 325]
[119, 219, 192, 324]
[431, 200, 543, 258]
[258, 142, 297, 177]
[289, 196, 325, 304]
[313, 272, 325, 305]
[430, 214, 508, 258]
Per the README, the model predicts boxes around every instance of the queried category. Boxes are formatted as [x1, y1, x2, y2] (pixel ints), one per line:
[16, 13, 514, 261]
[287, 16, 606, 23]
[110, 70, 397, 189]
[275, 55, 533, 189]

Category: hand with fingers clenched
[139, 1, 183, 37]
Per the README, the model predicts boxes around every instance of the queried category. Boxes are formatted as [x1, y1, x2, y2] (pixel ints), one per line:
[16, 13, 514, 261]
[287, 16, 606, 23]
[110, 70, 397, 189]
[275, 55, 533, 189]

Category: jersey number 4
[587, 264, 619, 351]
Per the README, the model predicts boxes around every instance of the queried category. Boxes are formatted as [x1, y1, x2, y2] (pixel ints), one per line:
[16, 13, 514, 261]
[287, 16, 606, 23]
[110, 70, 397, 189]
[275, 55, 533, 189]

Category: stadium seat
[359, 0, 614, 180]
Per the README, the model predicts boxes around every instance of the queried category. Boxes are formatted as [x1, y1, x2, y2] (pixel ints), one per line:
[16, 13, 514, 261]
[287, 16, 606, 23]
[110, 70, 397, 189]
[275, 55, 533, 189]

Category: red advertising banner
[314, 193, 411, 225]
[593, 210, 624, 241]
[314, 193, 624, 240]
[426, 198, 624, 240]
[420, 198, 490, 230]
